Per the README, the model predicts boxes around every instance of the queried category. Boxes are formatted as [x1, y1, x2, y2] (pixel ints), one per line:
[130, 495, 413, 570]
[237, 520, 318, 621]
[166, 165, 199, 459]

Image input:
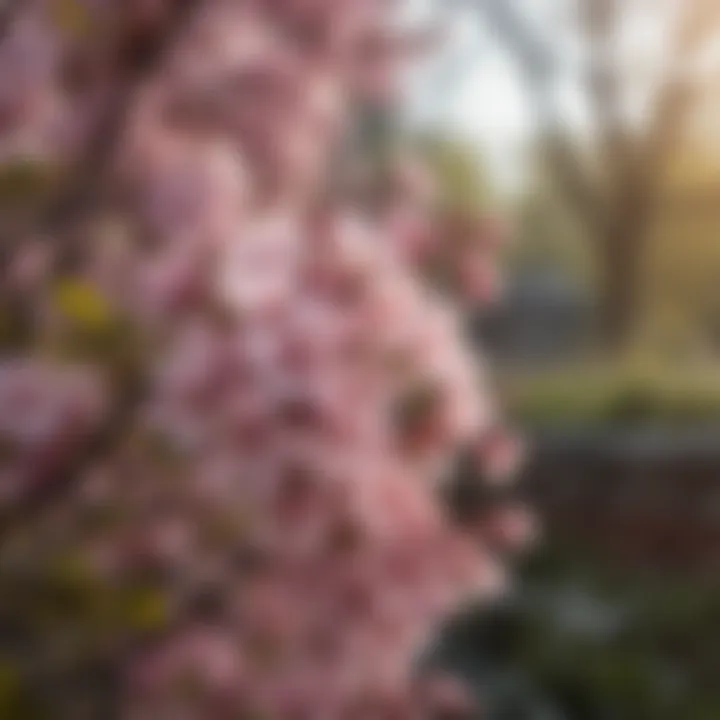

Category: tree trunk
[596, 210, 647, 351]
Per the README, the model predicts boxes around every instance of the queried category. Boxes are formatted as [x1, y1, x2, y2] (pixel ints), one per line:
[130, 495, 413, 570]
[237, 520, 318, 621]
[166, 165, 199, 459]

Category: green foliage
[0, 563, 170, 719]
[512, 187, 595, 284]
[0, 662, 28, 720]
[52, 278, 146, 392]
[0, 160, 58, 211]
[55, 281, 114, 332]
[506, 362, 720, 427]
[506, 544, 720, 720]
[415, 134, 495, 214]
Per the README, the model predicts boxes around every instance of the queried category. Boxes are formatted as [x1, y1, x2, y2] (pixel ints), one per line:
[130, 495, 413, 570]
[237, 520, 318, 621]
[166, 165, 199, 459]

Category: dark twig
[0, 0, 203, 541]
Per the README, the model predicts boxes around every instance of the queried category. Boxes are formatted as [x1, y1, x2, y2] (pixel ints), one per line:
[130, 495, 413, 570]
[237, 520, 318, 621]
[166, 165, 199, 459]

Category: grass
[501, 359, 720, 428]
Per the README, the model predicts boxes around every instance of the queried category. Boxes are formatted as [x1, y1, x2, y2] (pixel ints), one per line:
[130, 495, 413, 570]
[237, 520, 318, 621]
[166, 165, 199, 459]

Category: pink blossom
[0, 1, 525, 716]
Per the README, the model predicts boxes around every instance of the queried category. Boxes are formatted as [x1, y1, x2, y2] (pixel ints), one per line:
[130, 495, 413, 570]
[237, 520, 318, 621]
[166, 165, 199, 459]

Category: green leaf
[0, 662, 21, 707]
[122, 588, 169, 633]
[55, 280, 113, 332]
[0, 160, 56, 207]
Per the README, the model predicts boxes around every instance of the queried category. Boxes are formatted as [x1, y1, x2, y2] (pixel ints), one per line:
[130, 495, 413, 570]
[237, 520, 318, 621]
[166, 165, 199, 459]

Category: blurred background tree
[404, 2, 720, 717]
[478, 0, 720, 352]
[406, 0, 720, 355]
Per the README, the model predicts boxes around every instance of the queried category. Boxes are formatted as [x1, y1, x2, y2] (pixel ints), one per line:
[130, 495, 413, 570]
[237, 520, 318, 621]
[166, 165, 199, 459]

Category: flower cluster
[0, 1, 527, 717]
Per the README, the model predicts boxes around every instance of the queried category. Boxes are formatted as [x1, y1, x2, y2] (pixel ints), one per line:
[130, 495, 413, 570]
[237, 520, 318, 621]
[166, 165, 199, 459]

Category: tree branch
[581, 0, 629, 193]
[42, 0, 200, 236]
[0, 0, 204, 540]
[477, 0, 609, 236]
[477, 0, 555, 88]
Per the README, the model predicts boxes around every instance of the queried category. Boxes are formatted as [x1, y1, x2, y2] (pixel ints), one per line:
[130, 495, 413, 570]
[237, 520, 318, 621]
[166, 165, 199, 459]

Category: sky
[402, 0, 538, 191]
[399, 0, 712, 194]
